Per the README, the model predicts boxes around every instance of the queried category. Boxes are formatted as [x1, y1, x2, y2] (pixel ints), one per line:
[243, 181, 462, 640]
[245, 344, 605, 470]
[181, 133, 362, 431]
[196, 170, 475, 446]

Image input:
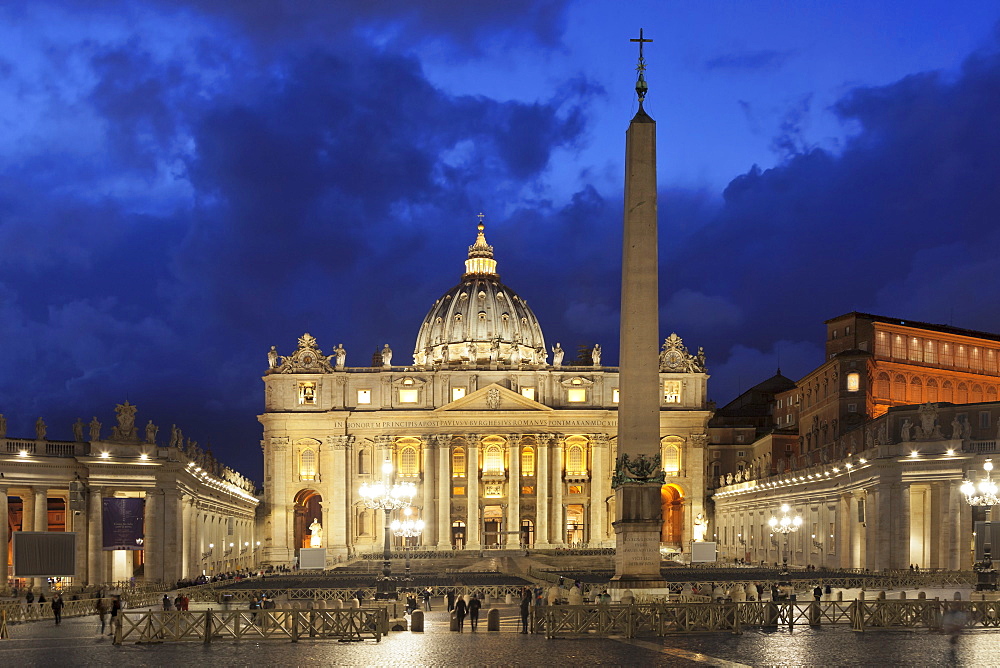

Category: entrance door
[451, 521, 465, 550]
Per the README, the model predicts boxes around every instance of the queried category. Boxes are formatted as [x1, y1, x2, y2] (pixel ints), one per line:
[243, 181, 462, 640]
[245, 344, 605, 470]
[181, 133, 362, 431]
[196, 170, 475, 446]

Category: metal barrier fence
[185, 583, 529, 603]
[113, 608, 389, 644]
[0, 597, 111, 623]
[535, 600, 1000, 638]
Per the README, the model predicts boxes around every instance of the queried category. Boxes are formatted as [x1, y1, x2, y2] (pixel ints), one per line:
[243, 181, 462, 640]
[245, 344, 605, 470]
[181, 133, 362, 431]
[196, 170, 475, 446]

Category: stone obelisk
[611, 29, 667, 591]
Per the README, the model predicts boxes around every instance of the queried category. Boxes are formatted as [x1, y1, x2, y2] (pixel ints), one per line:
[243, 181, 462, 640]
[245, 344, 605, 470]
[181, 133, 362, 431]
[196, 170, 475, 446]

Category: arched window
[892, 375, 906, 402]
[972, 384, 984, 403]
[957, 383, 969, 404]
[521, 446, 535, 476]
[399, 446, 418, 476]
[566, 444, 585, 475]
[988, 386, 998, 403]
[358, 448, 369, 474]
[483, 444, 504, 474]
[452, 447, 466, 478]
[908, 378, 922, 403]
[942, 381, 954, 403]
[875, 373, 890, 399]
[662, 443, 680, 475]
[299, 449, 316, 481]
[926, 378, 939, 403]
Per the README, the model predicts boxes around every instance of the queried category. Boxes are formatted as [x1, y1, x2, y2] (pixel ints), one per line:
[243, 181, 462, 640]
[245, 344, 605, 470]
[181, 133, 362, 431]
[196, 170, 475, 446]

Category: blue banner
[102, 498, 145, 550]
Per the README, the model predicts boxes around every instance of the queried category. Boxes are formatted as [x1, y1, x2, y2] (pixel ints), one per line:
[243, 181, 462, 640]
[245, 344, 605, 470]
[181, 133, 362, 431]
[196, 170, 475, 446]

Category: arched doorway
[293, 489, 322, 554]
[660, 484, 684, 546]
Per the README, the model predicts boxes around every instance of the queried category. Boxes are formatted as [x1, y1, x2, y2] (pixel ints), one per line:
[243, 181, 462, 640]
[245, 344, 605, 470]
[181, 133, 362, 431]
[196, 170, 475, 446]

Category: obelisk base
[609, 485, 666, 590]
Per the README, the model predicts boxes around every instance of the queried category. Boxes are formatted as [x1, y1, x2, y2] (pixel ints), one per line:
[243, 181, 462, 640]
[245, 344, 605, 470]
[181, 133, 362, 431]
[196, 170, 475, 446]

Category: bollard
[808, 601, 821, 627]
[877, 591, 886, 600]
[837, 591, 843, 602]
[899, 591, 906, 600]
[484, 594, 491, 607]
[317, 599, 327, 610]
[350, 598, 360, 609]
[333, 599, 343, 610]
[487, 607, 500, 632]
[763, 601, 778, 628]
[411, 609, 424, 632]
[954, 592, 963, 601]
[291, 609, 299, 642]
[505, 594, 512, 604]
[204, 608, 214, 644]
[918, 591, 926, 599]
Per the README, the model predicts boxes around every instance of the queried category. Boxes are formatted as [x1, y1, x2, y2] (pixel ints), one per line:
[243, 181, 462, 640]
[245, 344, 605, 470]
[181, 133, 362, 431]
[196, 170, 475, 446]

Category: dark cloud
[705, 49, 795, 73]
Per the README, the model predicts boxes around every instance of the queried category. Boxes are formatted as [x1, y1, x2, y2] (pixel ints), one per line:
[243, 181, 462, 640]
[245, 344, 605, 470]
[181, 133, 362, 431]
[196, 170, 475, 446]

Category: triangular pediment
[435, 382, 553, 412]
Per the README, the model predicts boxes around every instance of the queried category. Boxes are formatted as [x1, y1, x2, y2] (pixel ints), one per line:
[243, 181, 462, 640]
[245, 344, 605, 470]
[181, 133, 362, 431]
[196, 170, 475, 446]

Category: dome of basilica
[413, 219, 547, 367]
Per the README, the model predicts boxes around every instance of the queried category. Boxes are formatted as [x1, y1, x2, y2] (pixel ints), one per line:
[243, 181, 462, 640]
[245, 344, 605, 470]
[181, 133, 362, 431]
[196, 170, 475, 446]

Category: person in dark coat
[447, 590, 456, 612]
[520, 589, 532, 634]
[51, 594, 64, 624]
[454, 596, 468, 632]
[813, 585, 823, 601]
[109, 597, 122, 636]
[468, 595, 482, 631]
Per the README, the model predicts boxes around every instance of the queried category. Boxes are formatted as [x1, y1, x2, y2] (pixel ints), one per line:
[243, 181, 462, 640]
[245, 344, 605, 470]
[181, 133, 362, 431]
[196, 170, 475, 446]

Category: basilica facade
[259, 222, 712, 566]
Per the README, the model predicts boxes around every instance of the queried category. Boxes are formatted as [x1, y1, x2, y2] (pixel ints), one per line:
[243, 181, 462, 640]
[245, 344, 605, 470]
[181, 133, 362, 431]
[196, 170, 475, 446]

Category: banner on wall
[102, 498, 145, 550]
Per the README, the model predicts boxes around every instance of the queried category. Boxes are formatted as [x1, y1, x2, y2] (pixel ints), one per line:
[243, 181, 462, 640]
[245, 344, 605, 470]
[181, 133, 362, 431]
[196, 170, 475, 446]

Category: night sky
[3, 1, 1000, 483]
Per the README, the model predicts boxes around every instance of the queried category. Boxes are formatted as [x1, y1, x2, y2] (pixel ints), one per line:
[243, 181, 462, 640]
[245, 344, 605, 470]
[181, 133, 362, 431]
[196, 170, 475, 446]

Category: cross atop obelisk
[630, 29, 652, 103]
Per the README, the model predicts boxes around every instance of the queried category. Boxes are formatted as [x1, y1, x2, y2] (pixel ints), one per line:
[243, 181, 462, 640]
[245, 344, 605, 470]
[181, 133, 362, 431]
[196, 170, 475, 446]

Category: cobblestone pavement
[3, 604, 1000, 666]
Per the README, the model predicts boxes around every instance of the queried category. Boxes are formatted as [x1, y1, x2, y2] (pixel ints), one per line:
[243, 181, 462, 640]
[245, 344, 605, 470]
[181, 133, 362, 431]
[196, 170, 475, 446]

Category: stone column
[162, 489, 181, 584]
[330, 438, 349, 558]
[466, 438, 481, 550]
[87, 488, 103, 586]
[437, 437, 451, 549]
[590, 435, 607, 546]
[535, 437, 551, 547]
[65, 493, 86, 585]
[422, 438, 435, 548]
[504, 436, 520, 547]
[181, 497, 194, 579]
[552, 437, 564, 545]
[144, 490, 160, 584]
[21, 491, 34, 532]
[0, 487, 7, 591]
[894, 483, 910, 570]
[267, 436, 290, 564]
[33, 488, 48, 532]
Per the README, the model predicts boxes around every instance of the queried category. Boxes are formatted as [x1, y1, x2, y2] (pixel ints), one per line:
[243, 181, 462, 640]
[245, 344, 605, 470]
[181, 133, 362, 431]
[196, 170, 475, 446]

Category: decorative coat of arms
[611, 452, 666, 488]
[658, 333, 707, 373]
[271, 333, 335, 374]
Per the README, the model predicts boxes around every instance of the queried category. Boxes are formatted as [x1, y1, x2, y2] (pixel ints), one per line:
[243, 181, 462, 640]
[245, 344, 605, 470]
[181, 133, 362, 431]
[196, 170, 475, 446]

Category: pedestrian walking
[520, 589, 532, 634]
[422, 587, 432, 611]
[468, 595, 481, 631]
[51, 594, 64, 625]
[813, 585, 822, 601]
[95, 598, 108, 634]
[109, 597, 121, 636]
[455, 596, 468, 632]
[162, 594, 172, 611]
[447, 589, 456, 612]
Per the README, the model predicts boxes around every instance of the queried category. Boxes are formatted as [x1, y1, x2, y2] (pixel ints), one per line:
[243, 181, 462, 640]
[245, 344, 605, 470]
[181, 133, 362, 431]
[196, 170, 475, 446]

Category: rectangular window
[848, 403, 858, 413]
[737, 450, 745, 458]
[981, 412, 991, 429]
[451, 387, 467, 401]
[568, 485, 583, 494]
[736, 435, 744, 443]
[612, 388, 619, 403]
[452, 486, 465, 496]
[956, 345, 969, 368]
[845, 325, 851, 335]
[398, 388, 419, 403]
[987, 350, 998, 374]
[567, 388, 587, 403]
[892, 335, 905, 359]
[712, 451, 721, 459]
[298, 382, 317, 405]
[777, 399, 783, 409]
[971, 347, 983, 371]
[847, 372, 860, 392]
[663, 380, 682, 403]
[908, 337, 922, 362]
[941, 343, 954, 366]
[521, 486, 534, 495]
[357, 389, 372, 405]
[924, 340, 937, 365]
[875, 331, 890, 357]
[520, 387, 536, 401]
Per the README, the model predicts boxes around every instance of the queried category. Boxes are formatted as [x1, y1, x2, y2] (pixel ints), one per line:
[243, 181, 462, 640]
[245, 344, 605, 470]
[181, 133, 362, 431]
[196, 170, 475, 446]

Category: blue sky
[2, 1, 1000, 481]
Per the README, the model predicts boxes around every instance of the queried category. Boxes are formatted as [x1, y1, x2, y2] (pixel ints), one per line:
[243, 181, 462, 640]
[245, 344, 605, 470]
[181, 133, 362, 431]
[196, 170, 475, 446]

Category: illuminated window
[957, 383, 969, 403]
[908, 337, 921, 362]
[483, 444, 504, 474]
[941, 343, 954, 366]
[957, 346, 969, 368]
[298, 382, 317, 405]
[612, 388, 619, 403]
[567, 388, 587, 403]
[452, 448, 466, 478]
[875, 373, 890, 398]
[663, 380, 681, 403]
[987, 350, 998, 374]
[451, 387, 467, 401]
[520, 387, 536, 401]
[398, 389, 419, 403]
[357, 389, 372, 405]
[925, 340, 937, 364]
[300, 449, 316, 480]
[846, 372, 860, 392]
[452, 486, 465, 496]
[662, 443, 680, 475]
[568, 485, 583, 494]
[875, 331, 890, 357]
[521, 447, 535, 476]
[566, 441, 586, 475]
[972, 348, 983, 371]
[892, 375, 906, 401]
[399, 446, 418, 476]
[892, 335, 905, 359]
[521, 486, 534, 495]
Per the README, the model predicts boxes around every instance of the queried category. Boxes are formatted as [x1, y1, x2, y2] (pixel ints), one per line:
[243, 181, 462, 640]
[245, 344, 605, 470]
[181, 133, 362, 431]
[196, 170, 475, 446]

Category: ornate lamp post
[961, 458, 999, 591]
[391, 507, 425, 579]
[359, 458, 416, 599]
[768, 504, 802, 576]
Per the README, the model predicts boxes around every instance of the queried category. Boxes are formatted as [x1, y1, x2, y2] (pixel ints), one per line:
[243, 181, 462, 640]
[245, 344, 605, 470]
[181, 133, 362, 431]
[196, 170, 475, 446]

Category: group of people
[404, 588, 434, 614]
[161, 593, 191, 611]
[93, 596, 122, 635]
[446, 591, 483, 631]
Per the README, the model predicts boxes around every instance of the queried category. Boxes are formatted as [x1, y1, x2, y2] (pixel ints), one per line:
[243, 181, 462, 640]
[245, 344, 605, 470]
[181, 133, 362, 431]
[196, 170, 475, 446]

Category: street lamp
[359, 458, 416, 599]
[961, 459, 999, 590]
[768, 504, 802, 575]
[391, 506, 425, 578]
